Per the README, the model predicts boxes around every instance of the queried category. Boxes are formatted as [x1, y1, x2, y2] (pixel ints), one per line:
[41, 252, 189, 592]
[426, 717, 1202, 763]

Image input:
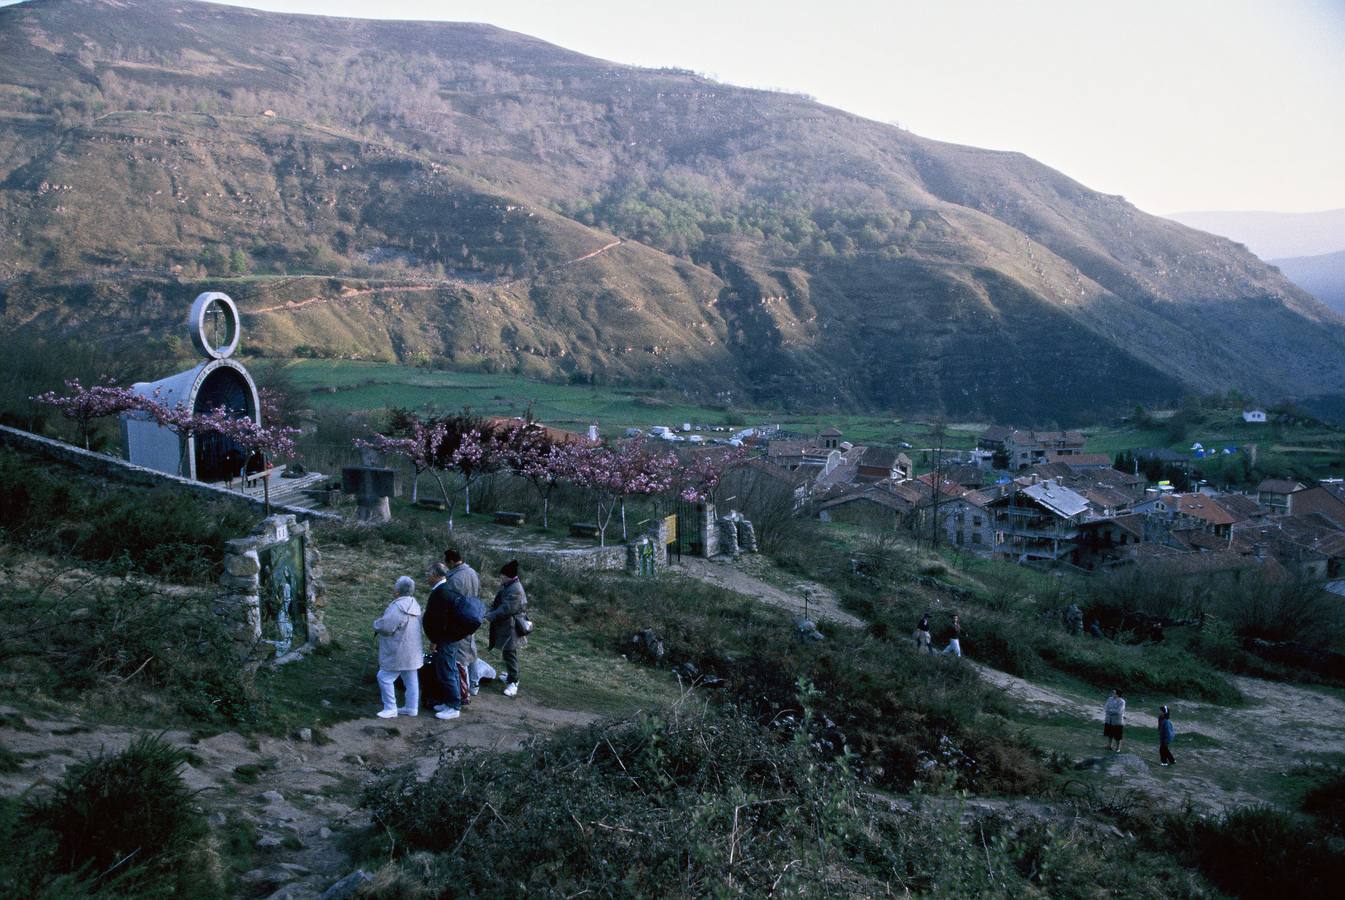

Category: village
[715, 419, 1345, 589]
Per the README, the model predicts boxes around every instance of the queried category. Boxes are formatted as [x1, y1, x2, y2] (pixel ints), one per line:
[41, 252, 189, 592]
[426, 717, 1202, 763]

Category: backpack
[443, 591, 484, 642]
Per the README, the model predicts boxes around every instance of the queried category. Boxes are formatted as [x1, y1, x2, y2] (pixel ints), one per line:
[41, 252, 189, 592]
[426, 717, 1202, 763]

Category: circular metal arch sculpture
[189, 291, 241, 360]
[124, 291, 261, 481]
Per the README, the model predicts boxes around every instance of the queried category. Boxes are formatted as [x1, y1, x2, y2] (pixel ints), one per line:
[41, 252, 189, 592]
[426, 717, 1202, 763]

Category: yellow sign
[664, 514, 678, 542]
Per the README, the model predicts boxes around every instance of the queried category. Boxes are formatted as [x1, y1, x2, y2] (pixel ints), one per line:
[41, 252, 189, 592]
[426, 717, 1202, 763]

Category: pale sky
[5, 0, 1344, 214]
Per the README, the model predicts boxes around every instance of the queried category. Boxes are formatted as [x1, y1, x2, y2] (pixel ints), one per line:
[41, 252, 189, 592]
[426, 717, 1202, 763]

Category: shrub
[1303, 774, 1345, 834]
[514, 559, 1047, 795]
[0, 578, 263, 725]
[1161, 805, 1345, 900]
[0, 449, 255, 581]
[0, 735, 220, 898]
[359, 704, 1206, 898]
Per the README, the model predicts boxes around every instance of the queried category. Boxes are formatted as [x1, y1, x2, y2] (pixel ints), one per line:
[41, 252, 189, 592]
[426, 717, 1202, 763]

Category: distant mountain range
[1270, 251, 1345, 317]
[1165, 209, 1345, 261]
[2, 0, 1345, 422]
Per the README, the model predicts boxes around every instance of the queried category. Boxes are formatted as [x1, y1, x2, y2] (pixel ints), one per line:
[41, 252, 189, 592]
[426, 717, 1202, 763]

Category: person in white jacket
[373, 575, 425, 718]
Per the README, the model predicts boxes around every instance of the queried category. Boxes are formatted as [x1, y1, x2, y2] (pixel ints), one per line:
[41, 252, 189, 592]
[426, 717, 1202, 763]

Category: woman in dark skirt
[1103, 688, 1126, 752]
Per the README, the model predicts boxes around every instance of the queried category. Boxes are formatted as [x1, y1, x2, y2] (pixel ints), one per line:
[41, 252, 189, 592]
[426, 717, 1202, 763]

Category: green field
[285, 359, 1345, 477]
[285, 359, 988, 447]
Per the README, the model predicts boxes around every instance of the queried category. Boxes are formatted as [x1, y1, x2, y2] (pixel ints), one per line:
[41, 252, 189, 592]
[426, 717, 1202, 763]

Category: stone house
[985, 479, 1090, 561]
[1256, 479, 1308, 514]
[856, 446, 913, 483]
[1070, 515, 1145, 572]
[1003, 429, 1086, 470]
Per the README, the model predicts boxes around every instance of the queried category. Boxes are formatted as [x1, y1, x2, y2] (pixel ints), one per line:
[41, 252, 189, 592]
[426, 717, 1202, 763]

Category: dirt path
[0, 692, 595, 898]
[250, 239, 625, 316]
[675, 555, 866, 629]
[967, 659, 1345, 813]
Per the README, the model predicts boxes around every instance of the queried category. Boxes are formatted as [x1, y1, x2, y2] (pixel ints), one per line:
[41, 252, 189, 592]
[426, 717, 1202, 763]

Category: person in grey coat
[373, 575, 424, 718]
[487, 559, 528, 697]
[443, 548, 483, 697]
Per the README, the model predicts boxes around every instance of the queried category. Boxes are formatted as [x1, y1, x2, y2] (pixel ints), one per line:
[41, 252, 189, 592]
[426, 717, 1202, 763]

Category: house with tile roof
[985, 479, 1090, 561]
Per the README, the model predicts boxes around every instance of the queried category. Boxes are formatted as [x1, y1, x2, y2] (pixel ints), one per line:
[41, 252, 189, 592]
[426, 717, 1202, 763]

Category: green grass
[287, 359, 1345, 484]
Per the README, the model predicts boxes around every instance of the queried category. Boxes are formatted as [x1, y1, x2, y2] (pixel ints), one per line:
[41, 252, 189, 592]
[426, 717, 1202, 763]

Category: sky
[5, 0, 1344, 214]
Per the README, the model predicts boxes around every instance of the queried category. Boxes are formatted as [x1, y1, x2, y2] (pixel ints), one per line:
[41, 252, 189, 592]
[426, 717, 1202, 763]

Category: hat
[500, 560, 519, 578]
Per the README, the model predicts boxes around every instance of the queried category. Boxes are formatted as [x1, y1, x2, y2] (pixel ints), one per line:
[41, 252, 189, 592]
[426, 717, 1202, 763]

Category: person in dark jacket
[421, 561, 462, 721]
[914, 613, 933, 654]
[1158, 705, 1176, 766]
[486, 559, 528, 696]
[941, 613, 963, 657]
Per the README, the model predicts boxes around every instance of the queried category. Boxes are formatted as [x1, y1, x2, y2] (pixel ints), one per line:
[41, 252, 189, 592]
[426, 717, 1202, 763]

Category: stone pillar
[217, 513, 328, 665]
[342, 466, 394, 523]
[736, 517, 758, 553]
[718, 515, 740, 558]
[699, 502, 719, 558]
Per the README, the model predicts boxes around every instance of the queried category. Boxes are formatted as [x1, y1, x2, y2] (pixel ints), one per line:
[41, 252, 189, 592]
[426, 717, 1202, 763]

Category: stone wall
[0, 424, 338, 523]
[513, 543, 628, 573]
[217, 514, 329, 663]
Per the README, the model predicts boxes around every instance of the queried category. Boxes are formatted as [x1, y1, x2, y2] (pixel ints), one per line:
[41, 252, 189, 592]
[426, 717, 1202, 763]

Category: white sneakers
[503, 682, 518, 697]
[376, 708, 398, 719]
[398, 707, 418, 717]
[435, 707, 461, 720]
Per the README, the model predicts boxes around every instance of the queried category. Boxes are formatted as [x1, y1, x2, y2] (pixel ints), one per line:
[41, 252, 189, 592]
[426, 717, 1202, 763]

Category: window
[973, 516, 982, 527]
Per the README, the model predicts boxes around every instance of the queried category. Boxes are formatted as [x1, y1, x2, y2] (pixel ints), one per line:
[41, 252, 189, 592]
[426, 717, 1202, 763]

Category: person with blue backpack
[423, 551, 484, 721]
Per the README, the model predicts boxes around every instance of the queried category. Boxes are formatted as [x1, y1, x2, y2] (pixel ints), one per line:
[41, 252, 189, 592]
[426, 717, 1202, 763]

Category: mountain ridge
[2, 0, 1344, 421]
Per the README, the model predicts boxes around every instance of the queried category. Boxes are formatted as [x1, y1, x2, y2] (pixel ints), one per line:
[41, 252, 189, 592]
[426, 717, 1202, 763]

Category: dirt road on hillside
[675, 556, 866, 629]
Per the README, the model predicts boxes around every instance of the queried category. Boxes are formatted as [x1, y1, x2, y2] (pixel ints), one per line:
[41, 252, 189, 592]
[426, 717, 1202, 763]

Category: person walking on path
[1158, 705, 1176, 766]
[1103, 689, 1127, 752]
[941, 613, 964, 657]
[914, 613, 933, 653]
[444, 548, 483, 699]
[422, 562, 463, 721]
[372, 575, 423, 718]
[486, 559, 528, 697]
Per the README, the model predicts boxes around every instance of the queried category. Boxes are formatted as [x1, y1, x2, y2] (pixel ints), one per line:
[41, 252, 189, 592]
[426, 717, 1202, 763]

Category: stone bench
[493, 510, 526, 527]
[569, 522, 601, 540]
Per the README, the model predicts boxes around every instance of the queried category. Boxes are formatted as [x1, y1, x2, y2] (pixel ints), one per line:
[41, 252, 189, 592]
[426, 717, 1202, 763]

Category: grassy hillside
[2, 0, 1345, 421]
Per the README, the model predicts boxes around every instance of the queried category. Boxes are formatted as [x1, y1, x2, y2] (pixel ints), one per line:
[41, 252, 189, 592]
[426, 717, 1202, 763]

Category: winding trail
[249, 239, 625, 316]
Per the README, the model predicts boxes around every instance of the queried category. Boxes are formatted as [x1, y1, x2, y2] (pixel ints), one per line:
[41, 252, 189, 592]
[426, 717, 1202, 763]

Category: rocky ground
[0, 688, 596, 899]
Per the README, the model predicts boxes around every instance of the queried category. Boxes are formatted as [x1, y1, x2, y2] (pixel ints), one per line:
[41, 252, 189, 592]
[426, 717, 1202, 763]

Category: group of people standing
[1102, 689, 1177, 766]
[914, 612, 964, 657]
[372, 548, 530, 721]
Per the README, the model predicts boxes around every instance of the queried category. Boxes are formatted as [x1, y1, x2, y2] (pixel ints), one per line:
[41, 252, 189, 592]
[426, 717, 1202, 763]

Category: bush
[360, 703, 1208, 898]
[1161, 805, 1345, 900]
[0, 735, 219, 898]
[0, 449, 255, 581]
[514, 558, 1047, 795]
[0, 578, 263, 725]
[1303, 774, 1345, 834]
